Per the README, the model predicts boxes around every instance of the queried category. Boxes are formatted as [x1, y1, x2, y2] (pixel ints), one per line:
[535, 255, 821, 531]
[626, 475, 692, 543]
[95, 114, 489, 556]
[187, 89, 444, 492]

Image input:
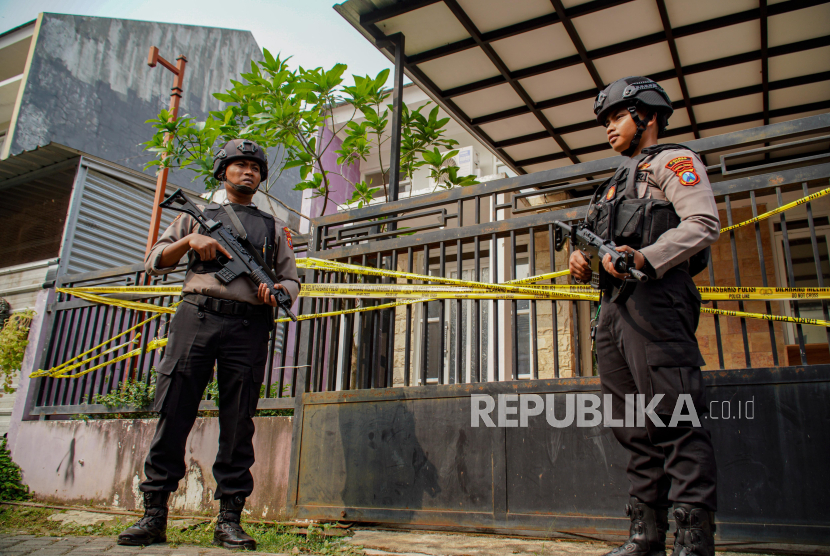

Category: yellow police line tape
[34, 253, 830, 378]
[62, 289, 179, 313]
[283, 299, 830, 328]
[32, 182, 830, 378]
[719, 184, 830, 234]
[58, 283, 830, 302]
[35, 290, 830, 380]
[35, 256, 584, 379]
[28, 302, 182, 379]
[298, 258, 576, 297]
[699, 307, 830, 327]
[30, 338, 170, 380]
[304, 284, 830, 302]
[28, 259, 605, 378]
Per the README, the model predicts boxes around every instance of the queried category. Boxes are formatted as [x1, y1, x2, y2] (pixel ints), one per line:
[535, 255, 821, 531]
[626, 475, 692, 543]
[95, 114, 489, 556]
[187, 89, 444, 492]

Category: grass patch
[0, 504, 362, 554]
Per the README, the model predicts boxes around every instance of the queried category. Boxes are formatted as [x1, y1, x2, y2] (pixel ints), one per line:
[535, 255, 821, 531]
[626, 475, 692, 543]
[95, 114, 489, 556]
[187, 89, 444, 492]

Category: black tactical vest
[585, 144, 709, 276]
[187, 203, 277, 275]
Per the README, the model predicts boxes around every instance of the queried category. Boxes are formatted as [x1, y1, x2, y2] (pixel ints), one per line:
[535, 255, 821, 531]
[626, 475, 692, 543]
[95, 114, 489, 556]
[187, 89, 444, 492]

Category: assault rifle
[553, 220, 647, 303]
[159, 189, 298, 322]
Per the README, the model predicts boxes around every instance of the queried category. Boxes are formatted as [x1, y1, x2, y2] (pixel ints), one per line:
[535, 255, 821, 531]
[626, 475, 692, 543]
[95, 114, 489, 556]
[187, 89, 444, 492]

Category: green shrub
[204, 377, 219, 406]
[0, 439, 29, 501]
[85, 373, 157, 419]
[94, 374, 156, 409]
[203, 379, 293, 416]
[0, 310, 35, 396]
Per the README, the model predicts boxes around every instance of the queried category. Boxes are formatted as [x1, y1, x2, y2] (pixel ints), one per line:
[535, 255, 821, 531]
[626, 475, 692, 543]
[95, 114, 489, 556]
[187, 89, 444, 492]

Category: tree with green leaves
[145, 51, 349, 217]
[422, 147, 481, 191]
[143, 50, 479, 219]
[400, 103, 463, 191]
[337, 78, 467, 208]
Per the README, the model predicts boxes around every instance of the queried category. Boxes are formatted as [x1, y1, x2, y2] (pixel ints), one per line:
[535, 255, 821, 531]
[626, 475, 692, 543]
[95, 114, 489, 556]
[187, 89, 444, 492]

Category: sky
[0, 0, 395, 83]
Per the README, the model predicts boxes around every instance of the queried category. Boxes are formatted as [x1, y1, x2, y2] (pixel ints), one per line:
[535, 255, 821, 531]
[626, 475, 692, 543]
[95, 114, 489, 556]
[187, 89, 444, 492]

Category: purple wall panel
[310, 127, 360, 219]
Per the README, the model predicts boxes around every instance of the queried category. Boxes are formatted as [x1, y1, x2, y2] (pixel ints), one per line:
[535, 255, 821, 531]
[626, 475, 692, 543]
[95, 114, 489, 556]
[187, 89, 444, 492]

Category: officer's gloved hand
[569, 251, 592, 283]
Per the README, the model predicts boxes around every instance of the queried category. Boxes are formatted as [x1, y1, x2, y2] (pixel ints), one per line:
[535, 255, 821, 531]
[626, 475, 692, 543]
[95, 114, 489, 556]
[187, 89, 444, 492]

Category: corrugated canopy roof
[334, 0, 830, 174]
[0, 143, 81, 185]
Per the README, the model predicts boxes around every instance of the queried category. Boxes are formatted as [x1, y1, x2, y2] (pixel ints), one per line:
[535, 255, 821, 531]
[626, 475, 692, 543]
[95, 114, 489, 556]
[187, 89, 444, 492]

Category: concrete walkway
[0, 535, 286, 556]
[349, 530, 611, 555]
[350, 529, 830, 556]
[1, 531, 826, 556]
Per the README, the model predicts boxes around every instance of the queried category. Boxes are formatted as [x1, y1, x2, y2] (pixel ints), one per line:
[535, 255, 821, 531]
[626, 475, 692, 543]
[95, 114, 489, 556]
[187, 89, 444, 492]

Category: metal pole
[145, 46, 187, 256]
[386, 33, 405, 207]
[382, 33, 404, 386]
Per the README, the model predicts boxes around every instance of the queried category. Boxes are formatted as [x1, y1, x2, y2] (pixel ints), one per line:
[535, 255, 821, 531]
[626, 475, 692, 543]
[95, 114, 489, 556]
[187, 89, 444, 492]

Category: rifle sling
[222, 203, 248, 240]
[222, 204, 280, 284]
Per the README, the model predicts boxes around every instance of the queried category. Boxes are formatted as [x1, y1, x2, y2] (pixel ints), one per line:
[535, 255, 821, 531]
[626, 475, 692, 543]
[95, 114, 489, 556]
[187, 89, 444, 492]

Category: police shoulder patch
[665, 156, 700, 186]
[283, 227, 293, 248]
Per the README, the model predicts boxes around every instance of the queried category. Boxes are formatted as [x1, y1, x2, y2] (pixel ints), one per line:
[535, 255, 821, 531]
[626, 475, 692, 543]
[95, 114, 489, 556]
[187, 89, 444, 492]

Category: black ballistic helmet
[212, 139, 268, 181]
[594, 77, 673, 156]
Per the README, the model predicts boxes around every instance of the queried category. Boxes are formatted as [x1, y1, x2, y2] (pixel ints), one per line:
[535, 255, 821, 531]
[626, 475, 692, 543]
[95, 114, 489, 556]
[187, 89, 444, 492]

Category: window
[515, 258, 533, 378]
[422, 299, 443, 383]
[416, 261, 492, 384]
[416, 250, 540, 382]
[416, 268, 446, 384]
[447, 267, 490, 383]
[774, 222, 830, 345]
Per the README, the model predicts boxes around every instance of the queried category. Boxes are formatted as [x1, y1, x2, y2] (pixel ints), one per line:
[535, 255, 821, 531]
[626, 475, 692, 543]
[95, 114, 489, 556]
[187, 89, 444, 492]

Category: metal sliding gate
[286, 366, 830, 544]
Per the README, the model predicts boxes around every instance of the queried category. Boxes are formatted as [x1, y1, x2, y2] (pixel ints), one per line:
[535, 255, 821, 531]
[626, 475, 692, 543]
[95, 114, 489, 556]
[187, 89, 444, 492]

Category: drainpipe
[144, 47, 188, 256]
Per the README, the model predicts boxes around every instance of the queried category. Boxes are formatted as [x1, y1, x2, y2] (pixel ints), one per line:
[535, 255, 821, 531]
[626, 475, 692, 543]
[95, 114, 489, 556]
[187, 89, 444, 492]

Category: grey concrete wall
[9, 13, 302, 211]
[9, 416, 293, 519]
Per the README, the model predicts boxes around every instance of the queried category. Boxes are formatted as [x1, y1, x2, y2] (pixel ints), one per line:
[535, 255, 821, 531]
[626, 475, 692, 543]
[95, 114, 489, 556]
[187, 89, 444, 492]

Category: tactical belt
[182, 293, 270, 317]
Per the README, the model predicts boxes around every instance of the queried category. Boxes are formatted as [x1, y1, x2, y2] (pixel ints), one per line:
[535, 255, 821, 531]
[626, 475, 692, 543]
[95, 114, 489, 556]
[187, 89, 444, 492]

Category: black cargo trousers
[140, 299, 270, 500]
[596, 265, 717, 511]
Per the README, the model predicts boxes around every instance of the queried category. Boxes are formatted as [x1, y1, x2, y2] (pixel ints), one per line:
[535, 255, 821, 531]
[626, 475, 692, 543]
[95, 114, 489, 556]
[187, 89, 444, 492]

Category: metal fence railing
[28, 113, 830, 417]
[300, 113, 830, 391]
[31, 237, 310, 417]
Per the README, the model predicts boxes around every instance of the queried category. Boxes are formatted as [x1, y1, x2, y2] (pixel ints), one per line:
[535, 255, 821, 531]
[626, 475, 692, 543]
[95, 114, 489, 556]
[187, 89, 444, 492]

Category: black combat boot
[671, 504, 715, 556]
[214, 495, 257, 550]
[602, 497, 669, 556]
[117, 491, 169, 546]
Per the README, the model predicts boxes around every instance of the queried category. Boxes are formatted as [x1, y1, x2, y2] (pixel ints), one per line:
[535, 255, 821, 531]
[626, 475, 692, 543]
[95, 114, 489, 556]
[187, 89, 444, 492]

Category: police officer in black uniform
[570, 78, 720, 556]
[118, 139, 300, 550]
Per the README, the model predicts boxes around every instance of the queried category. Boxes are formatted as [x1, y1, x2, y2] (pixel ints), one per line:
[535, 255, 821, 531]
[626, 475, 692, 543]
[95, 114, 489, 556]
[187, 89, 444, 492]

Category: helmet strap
[622, 106, 652, 157]
[224, 175, 259, 196]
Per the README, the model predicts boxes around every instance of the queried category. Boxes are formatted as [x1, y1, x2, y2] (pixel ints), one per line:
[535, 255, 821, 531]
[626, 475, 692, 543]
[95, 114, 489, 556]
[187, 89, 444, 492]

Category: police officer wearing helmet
[569, 77, 720, 556]
[118, 139, 300, 550]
